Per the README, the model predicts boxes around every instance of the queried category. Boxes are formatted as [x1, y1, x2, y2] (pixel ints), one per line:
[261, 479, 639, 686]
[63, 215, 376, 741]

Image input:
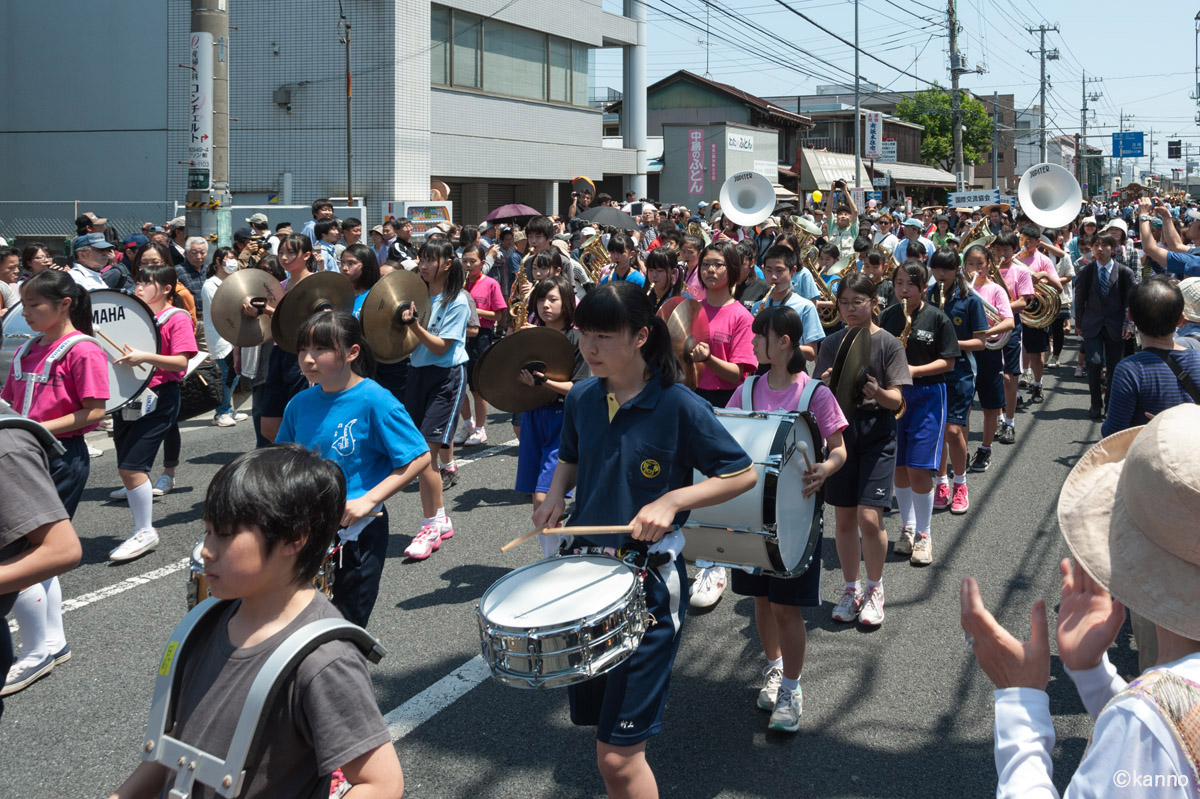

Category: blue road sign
[1113, 132, 1145, 159]
[867, 191, 882, 201]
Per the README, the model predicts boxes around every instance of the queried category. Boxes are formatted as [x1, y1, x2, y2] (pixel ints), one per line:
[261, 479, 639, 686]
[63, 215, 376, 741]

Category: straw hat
[1057, 405, 1200, 640]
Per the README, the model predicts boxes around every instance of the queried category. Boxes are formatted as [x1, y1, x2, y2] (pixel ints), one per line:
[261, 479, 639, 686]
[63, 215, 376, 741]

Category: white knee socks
[894, 485, 916, 530]
[10, 583, 50, 665]
[913, 489, 934, 537]
[128, 479, 154, 532]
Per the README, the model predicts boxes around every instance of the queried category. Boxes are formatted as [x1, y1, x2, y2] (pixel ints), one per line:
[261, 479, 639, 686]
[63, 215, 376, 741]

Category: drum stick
[795, 440, 813, 471]
[94, 328, 147, 373]
[499, 525, 636, 553]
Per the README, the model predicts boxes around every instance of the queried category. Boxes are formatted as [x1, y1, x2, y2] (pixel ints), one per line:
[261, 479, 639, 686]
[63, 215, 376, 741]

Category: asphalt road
[0, 352, 1142, 799]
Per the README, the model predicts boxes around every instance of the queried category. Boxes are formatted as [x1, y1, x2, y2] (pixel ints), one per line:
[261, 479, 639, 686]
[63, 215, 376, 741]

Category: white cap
[1181, 277, 1200, 324]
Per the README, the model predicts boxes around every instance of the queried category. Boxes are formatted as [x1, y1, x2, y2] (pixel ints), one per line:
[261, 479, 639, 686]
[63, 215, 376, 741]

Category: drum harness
[739, 373, 823, 476]
[10, 331, 103, 417]
[140, 597, 385, 799]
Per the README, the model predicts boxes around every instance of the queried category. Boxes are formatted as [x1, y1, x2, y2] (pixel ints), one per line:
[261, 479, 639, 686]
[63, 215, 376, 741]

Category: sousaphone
[360, 269, 431, 363]
[718, 171, 776, 228]
[270, 273, 355, 353]
[431, 180, 451, 202]
[572, 176, 596, 198]
[473, 327, 574, 413]
[208, 269, 285, 347]
[1018, 162, 1084, 229]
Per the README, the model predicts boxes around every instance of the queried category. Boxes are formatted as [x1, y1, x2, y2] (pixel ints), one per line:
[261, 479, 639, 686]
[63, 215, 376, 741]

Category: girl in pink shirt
[108, 263, 198, 563]
[690, 242, 757, 407]
[459, 243, 507, 447]
[0, 270, 108, 694]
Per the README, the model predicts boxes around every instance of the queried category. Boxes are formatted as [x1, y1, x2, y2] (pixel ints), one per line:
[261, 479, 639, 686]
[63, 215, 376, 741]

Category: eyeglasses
[700, 261, 727, 270]
[837, 298, 872, 309]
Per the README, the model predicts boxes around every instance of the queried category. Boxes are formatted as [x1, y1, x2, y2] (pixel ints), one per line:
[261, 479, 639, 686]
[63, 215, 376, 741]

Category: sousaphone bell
[359, 269, 431, 363]
[718, 171, 776, 228]
[1017, 162, 1083, 230]
[473, 327, 574, 413]
[208, 269, 285, 347]
[270, 273, 355, 353]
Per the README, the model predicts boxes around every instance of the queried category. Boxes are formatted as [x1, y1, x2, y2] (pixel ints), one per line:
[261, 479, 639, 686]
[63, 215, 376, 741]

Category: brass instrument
[508, 257, 530, 332]
[937, 281, 947, 312]
[876, 242, 902, 282]
[968, 285, 1012, 350]
[1020, 275, 1061, 329]
[686, 220, 711, 247]
[958, 218, 996, 251]
[806, 259, 841, 329]
[579, 233, 611, 284]
[899, 298, 912, 348]
[987, 261, 1014, 301]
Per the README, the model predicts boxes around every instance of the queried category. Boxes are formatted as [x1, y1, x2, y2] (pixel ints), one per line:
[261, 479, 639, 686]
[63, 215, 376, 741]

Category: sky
[593, 0, 1200, 180]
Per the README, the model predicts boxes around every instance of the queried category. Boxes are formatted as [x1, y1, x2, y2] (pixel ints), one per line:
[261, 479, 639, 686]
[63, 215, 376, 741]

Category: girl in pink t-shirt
[108, 262, 198, 564]
[1, 270, 108, 694]
[689, 242, 757, 407]
[725, 305, 847, 732]
[459, 243, 507, 447]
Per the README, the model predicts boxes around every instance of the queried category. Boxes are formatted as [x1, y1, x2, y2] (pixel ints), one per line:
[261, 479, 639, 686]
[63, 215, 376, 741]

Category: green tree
[894, 84, 993, 172]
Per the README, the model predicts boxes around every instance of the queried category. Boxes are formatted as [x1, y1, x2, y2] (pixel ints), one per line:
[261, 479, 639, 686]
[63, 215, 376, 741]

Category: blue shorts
[974, 348, 1005, 411]
[730, 527, 823, 607]
[568, 554, 687, 746]
[514, 405, 565, 494]
[1002, 323, 1024, 375]
[896, 383, 947, 470]
[1022, 325, 1049, 354]
[945, 361, 976, 427]
[114, 382, 181, 472]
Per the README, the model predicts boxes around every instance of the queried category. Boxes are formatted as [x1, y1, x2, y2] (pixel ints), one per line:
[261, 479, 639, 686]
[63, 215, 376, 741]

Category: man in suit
[1075, 232, 1135, 418]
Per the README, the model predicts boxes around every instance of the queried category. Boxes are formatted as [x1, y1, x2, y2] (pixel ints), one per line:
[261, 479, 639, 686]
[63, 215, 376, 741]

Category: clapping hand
[960, 577, 1051, 691]
[1056, 559, 1126, 672]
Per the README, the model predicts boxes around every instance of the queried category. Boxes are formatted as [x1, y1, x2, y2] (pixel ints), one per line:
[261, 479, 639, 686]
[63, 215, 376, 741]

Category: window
[431, 6, 450, 85]
[571, 44, 588, 107]
[484, 21, 546, 100]
[549, 38, 571, 103]
[452, 11, 482, 88]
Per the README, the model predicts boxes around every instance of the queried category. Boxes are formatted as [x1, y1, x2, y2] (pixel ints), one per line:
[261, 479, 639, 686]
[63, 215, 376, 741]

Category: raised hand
[960, 577, 1051, 691]
[1056, 558, 1126, 672]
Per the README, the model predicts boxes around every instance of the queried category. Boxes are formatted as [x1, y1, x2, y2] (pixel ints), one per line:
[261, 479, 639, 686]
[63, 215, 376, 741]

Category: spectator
[388, 217, 418, 263]
[68, 233, 112, 290]
[0, 246, 19, 312]
[1139, 198, 1200, 278]
[166, 216, 187, 265]
[176, 237, 209, 318]
[300, 198, 334, 246]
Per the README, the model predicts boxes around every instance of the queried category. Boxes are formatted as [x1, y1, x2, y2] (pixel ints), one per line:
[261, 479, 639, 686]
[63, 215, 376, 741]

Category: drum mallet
[95, 328, 147, 373]
[500, 525, 635, 553]
[795, 440, 813, 471]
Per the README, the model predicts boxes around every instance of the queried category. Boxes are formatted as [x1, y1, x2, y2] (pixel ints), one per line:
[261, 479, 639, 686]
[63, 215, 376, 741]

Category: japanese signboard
[880, 138, 898, 164]
[727, 133, 754, 152]
[688, 129, 705, 196]
[189, 32, 213, 191]
[864, 111, 883, 159]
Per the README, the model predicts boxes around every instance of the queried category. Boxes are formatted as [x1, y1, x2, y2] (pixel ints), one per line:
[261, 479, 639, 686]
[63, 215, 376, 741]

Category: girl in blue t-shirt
[400, 240, 472, 560]
[276, 311, 430, 627]
[343, 243, 408, 403]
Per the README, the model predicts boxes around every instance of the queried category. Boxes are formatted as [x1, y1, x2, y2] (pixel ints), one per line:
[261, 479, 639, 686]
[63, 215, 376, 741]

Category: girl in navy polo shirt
[401, 240, 472, 560]
[532, 281, 756, 799]
[276, 312, 429, 626]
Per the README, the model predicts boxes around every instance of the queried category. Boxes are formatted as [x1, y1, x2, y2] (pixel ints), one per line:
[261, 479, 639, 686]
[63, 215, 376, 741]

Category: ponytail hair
[575, 282, 683, 386]
[134, 261, 180, 306]
[417, 239, 465, 300]
[751, 305, 807, 373]
[296, 310, 377, 379]
[21, 269, 94, 336]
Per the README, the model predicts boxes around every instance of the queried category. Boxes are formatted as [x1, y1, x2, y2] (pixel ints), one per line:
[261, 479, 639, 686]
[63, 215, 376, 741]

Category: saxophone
[508, 257, 530, 332]
[805, 252, 840, 330]
[899, 298, 912, 348]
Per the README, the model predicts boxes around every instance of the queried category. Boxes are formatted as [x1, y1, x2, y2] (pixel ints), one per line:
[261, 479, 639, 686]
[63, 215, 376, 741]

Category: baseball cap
[900, 217, 923, 228]
[1186, 208, 1200, 223]
[581, 226, 597, 237]
[233, 227, 254, 243]
[122, 234, 149, 251]
[1181, 277, 1200, 324]
[167, 216, 186, 229]
[246, 213, 269, 225]
[72, 232, 113, 252]
[82, 211, 107, 226]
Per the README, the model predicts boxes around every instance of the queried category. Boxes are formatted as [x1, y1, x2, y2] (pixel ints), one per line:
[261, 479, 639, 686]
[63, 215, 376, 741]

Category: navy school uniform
[513, 328, 590, 496]
[557, 374, 753, 745]
[927, 285, 988, 427]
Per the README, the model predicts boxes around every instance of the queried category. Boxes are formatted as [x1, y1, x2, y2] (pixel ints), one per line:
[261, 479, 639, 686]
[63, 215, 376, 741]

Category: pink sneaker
[933, 482, 951, 510]
[405, 519, 453, 560]
[951, 483, 969, 514]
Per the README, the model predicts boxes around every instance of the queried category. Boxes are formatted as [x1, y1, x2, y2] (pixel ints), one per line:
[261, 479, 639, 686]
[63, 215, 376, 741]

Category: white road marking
[384, 655, 492, 740]
[454, 438, 518, 465]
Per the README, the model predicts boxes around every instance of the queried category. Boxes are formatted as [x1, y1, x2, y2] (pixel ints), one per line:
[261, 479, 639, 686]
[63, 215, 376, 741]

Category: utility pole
[949, 0, 965, 190]
[185, 0, 230, 246]
[1026, 23, 1059, 164]
[1080, 71, 1102, 190]
[992, 91, 999, 189]
[338, 4, 353, 205]
[1149, 127, 1155, 181]
[853, 0, 861, 188]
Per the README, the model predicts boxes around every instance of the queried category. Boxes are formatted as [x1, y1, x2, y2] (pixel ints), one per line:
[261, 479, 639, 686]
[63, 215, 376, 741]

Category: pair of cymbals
[829, 326, 871, 418]
[360, 269, 431, 363]
[473, 327, 574, 413]
[657, 297, 710, 389]
[271, 272, 355, 353]
[208, 269, 286, 347]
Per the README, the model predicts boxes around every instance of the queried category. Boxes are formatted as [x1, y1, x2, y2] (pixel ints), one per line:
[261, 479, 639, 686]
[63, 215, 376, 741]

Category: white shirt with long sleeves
[995, 651, 1200, 798]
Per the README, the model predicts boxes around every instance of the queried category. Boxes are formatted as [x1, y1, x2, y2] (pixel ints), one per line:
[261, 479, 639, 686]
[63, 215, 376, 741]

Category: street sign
[997, 194, 1016, 207]
[880, 138, 898, 164]
[1169, 140, 1182, 159]
[864, 111, 883, 159]
[872, 177, 890, 187]
[187, 169, 210, 191]
[1112, 131, 1145, 159]
[949, 189, 1000, 208]
[867, 191, 882, 201]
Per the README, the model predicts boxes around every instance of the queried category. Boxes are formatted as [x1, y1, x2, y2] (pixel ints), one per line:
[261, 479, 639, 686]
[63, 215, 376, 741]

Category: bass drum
[0, 304, 38, 390]
[88, 290, 161, 414]
[682, 409, 822, 577]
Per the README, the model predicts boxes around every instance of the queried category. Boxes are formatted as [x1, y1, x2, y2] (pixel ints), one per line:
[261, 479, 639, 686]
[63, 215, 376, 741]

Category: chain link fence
[0, 201, 183, 255]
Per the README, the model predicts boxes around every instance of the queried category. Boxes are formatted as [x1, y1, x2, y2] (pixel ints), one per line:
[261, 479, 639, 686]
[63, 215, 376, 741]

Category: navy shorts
[568, 554, 687, 746]
[974, 348, 1005, 411]
[730, 528, 822, 607]
[824, 410, 896, 509]
[896, 383, 947, 470]
[114, 382, 181, 472]
[945, 363, 975, 427]
[515, 404, 565, 494]
[404, 364, 465, 448]
[332, 509, 389, 628]
[465, 329, 495, 392]
[1002, 323, 1024, 375]
[1022, 325, 1049, 354]
[48, 436, 90, 518]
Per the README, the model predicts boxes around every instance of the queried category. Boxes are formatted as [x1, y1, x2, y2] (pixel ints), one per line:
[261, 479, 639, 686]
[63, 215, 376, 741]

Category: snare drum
[682, 409, 822, 577]
[476, 555, 649, 689]
[186, 540, 338, 609]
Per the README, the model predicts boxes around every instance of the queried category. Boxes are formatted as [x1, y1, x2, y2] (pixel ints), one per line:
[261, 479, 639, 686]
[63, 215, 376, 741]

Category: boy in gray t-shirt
[109, 446, 403, 799]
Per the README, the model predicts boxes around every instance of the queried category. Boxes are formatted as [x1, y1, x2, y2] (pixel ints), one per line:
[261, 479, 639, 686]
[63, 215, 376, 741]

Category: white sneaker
[757, 665, 783, 710]
[464, 427, 488, 447]
[768, 686, 803, 732]
[109, 528, 159, 562]
[404, 519, 454, 560]
[213, 413, 236, 427]
[86, 443, 103, 458]
[689, 566, 727, 608]
[859, 584, 886, 627]
[152, 474, 175, 497]
[109, 487, 128, 501]
[453, 420, 474, 445]
[232, 411, 249, 422]
[99, 417, 114, 432]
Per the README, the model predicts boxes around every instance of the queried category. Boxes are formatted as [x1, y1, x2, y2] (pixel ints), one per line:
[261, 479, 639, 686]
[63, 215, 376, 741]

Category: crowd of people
[2, 181, 1200, 797]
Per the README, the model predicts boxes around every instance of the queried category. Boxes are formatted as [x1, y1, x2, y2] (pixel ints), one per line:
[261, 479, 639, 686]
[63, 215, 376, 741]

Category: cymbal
[829, 326, 871, 418]
[473, 327, 574, 413]
[360, 269, 431, 363]
[657, 296, 710, 389]
[270, 272, 355, 353]
[208, 269, 285, 347]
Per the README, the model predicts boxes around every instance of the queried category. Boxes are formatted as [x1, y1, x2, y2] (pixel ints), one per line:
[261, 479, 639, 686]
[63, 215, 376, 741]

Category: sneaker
[768, 686, 803, 732]
[831, 586, 865, 623]
[997, 422, 1016, 445]
[440, 464, 459, 490]
[1074, 363, 1085, 378]
[689, 566, 727, 608]
[50, 645, 72, 666]
[99, 417, 114, 432]
[109, 528, 159, 562]
[910, 534, 932, 566]
[212, 413, 236, 427]
[1, 655, 55, 697]
[152, 474, 174, 497]
[453, 420, 474, 446]
[1046, 355, 1059, 368]
[108, 487, 128, 501]
[969, 447, 991, 473]
[951, 483, 969, 515]
[464, 427, 488, 447]
[232, 411, 249, 422]
[894, 528, 915, 556]
[757, 665, 783, 710]
[1018, 370, 1031, 388]
[404, 519, 453, 560]
[859, 585, 885, 627]
[933, 483, 951, 510]
[87, 443, 103, 458]
[1089, 403, 1104, 420]
[1030, 385, 1044, 404]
